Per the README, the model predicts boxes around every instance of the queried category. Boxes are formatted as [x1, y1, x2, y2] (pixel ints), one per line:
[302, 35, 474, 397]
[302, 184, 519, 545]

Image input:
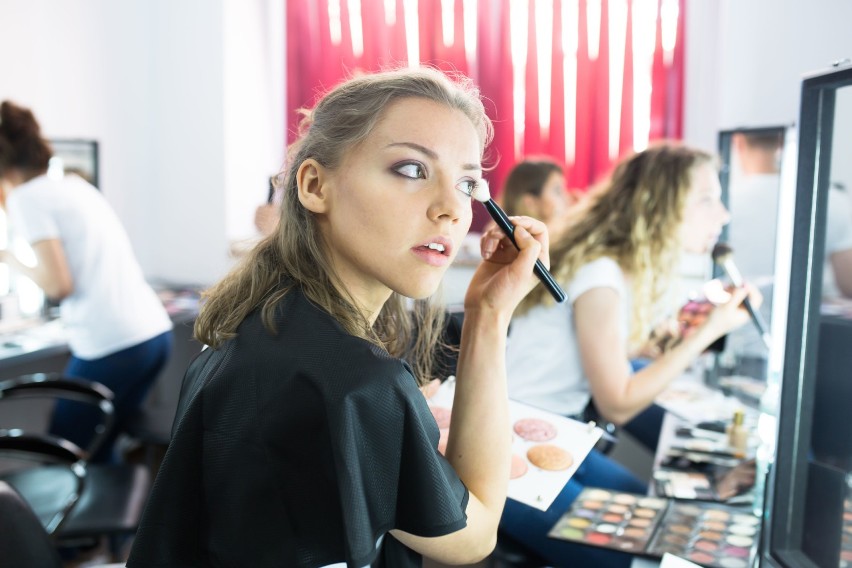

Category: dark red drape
[286, 0, 685, 230]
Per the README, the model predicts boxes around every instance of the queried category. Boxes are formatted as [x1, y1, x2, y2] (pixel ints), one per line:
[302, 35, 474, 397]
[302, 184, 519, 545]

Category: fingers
[479, 216, 549, 264]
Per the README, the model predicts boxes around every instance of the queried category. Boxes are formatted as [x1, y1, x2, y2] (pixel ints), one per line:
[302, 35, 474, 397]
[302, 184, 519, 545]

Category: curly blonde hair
[194, 67, 492, 385]
[517, 143, 715, 347]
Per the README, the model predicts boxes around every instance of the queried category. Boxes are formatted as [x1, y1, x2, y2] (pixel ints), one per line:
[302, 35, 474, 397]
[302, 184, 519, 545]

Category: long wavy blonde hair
[195, 67, 493, 385]
[517, 143, 715, 347]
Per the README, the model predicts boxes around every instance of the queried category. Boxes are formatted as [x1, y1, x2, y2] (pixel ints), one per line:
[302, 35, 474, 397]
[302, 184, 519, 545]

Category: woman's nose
[427, 177, 465, 223]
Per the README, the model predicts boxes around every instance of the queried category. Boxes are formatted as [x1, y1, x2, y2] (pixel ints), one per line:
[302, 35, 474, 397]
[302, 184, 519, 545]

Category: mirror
[706, 126, 793, 404]
[763, 64, 852, 568]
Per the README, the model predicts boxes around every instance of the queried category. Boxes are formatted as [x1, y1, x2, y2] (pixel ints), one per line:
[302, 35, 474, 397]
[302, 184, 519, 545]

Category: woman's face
[310, 97, 481, 316]
[532, 171, 569, 224]
[680, 162, 730, 254]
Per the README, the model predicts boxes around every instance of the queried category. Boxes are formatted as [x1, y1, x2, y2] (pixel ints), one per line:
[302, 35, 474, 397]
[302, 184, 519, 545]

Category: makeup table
[627, 376, 761, 568]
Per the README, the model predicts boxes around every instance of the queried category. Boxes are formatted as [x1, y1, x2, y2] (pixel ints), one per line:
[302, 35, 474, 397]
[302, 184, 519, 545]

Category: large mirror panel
[763, 65, 852, 568]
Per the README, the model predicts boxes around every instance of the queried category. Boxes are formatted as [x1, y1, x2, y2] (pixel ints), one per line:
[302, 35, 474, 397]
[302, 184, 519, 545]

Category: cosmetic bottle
[727, 409, 748, 453]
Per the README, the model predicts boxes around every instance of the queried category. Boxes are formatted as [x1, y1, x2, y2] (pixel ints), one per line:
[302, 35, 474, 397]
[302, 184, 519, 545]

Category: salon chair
[0, 373, 151, 555]
[0, 480, 126, 568]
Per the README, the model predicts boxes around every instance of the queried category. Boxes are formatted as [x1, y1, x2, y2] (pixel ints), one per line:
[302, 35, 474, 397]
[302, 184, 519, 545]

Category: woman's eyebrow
[386, 141, 482, 171]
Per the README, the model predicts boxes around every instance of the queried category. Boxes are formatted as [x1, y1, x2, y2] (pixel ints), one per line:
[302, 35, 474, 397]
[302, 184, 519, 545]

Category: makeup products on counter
[726, 410, 748, 454]
[653, 459, 757, 503]
[549, 488, 760, 567]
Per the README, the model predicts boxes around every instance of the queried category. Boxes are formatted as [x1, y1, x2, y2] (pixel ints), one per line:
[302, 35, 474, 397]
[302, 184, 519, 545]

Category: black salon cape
[127, 287, 469, 568]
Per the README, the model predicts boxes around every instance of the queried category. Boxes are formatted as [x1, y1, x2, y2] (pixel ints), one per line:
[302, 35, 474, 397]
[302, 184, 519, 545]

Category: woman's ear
[296, 159, 330, 214]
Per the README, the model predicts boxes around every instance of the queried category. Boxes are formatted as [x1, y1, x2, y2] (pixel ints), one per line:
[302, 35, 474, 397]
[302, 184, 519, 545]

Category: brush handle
[482, 200, 566, 303]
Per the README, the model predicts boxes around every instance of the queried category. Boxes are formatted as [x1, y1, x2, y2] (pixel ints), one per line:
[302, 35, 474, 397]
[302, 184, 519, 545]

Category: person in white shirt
[500, 143, 761, 567]
[0, 100, 173, 463]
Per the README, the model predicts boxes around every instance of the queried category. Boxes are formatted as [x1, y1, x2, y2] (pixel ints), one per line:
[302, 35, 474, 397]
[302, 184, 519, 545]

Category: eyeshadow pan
[703, 520, 727, 531]
[689, 551, 716, 564]
[728, 524, 757, 536]
[601, 513, 623, 523]
[694, 539, 719, 552]
[704, 509, 731, 521]
[628, 518, 652, 528]
[668, 524, 692, 535]
[724, 546, 751, 558]
[698, 530, 724, 541]
[719, 558, 749, 568]
[638, 497, 666, 509]
[582, 500, 604, 510]
[607, 504, 629, 514]
[586, 532, 612, 545]
[584, 489, 612, 501]
[566, 517, 592, 529]
[555, 526, 585, 540]
[623, 527, 647, 539]
[726, 535, 754, 547]
[633, 508, 657, 518]
[595, 523, 618, 534]
[613, 493, 638, 505]
[732, 514, 760, 526]
[575, 509, 597, 519]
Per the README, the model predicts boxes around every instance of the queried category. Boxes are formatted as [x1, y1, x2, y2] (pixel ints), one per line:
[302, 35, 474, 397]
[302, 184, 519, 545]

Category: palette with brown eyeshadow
[548, 488, 760, 567]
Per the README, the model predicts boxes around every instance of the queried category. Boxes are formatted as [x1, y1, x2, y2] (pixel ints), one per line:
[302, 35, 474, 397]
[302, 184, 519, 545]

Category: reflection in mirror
[763, 64, 852, 568]
[823, 86, 852, 306]
[709, 127, 792, 404]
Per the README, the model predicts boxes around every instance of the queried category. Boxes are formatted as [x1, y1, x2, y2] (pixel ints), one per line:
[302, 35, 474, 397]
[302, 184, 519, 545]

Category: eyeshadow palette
[548, 488, 760, 568]
[841, 497, 852, 568]
[428, 377, 603, 511]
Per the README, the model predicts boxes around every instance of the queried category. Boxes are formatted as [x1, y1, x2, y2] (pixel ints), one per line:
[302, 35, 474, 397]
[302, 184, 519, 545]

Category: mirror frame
[762, 62, 852, 568]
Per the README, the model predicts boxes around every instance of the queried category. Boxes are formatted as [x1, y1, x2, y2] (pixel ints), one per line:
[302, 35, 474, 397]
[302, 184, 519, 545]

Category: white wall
[0, 0, 285, 286]
[3, 0, 847, 284]
[684, 0, 852, 147]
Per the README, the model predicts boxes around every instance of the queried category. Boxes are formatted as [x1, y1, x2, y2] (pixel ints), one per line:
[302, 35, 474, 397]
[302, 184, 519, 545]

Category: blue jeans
[49, 331, 173, 463]
[500, 449, 647, 567]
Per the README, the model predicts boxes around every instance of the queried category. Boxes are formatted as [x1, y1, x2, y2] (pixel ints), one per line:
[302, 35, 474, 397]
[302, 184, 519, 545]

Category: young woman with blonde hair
[128, 67, 551, 568]
[500, 143, 760, 567]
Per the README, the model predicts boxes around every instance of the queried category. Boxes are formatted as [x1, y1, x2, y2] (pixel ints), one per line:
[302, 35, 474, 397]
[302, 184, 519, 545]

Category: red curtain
[286, 0, 685, 230]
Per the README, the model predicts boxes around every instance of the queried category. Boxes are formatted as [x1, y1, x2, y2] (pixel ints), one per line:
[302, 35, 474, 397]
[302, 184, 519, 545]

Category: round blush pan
[513, 417, 557, 441]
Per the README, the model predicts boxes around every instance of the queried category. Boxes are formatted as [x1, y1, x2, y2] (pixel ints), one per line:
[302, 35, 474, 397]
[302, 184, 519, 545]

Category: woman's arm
[576, 285, 755, 426]
[0, 239, 74, 300]
[392, 218, 547, 564]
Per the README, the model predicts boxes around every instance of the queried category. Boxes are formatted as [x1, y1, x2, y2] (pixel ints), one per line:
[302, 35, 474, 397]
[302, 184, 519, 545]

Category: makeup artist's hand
[465, 216, 549, 314]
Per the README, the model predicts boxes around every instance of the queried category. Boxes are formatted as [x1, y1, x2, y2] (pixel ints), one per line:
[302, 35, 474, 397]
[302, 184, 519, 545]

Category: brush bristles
[472, 179, 491, 203]
[711, 242, 733, 263]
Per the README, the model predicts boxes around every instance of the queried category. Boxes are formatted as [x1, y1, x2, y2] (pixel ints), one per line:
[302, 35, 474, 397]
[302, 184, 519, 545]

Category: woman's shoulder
[567, 256, 627, 301]
[235, 289, 414, 391]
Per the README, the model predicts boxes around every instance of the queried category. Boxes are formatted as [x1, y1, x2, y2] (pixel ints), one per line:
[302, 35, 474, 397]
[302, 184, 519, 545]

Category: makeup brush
[711, 242, 771, 350]
[472, 180, 566, 303]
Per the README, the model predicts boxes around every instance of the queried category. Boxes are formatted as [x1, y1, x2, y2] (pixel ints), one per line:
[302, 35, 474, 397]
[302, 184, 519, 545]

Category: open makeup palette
[428, 377, 602, 511]
[842, 496, 852, 568]
[548, 488, 760, 567]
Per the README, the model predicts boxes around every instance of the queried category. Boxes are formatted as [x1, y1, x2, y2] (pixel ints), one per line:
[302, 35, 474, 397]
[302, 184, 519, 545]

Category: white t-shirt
[506, 257, 631, 417]
[6, 174, 172, 359]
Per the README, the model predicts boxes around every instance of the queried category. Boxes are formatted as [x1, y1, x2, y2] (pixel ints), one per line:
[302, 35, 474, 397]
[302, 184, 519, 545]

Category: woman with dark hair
[501, 158, 574, 235]
[0, 101, 173, 463]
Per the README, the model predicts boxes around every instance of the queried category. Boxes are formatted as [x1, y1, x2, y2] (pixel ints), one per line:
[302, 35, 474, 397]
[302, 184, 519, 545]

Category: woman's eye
[456, 179, 478, 197]
[394, 162, 426, 179]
